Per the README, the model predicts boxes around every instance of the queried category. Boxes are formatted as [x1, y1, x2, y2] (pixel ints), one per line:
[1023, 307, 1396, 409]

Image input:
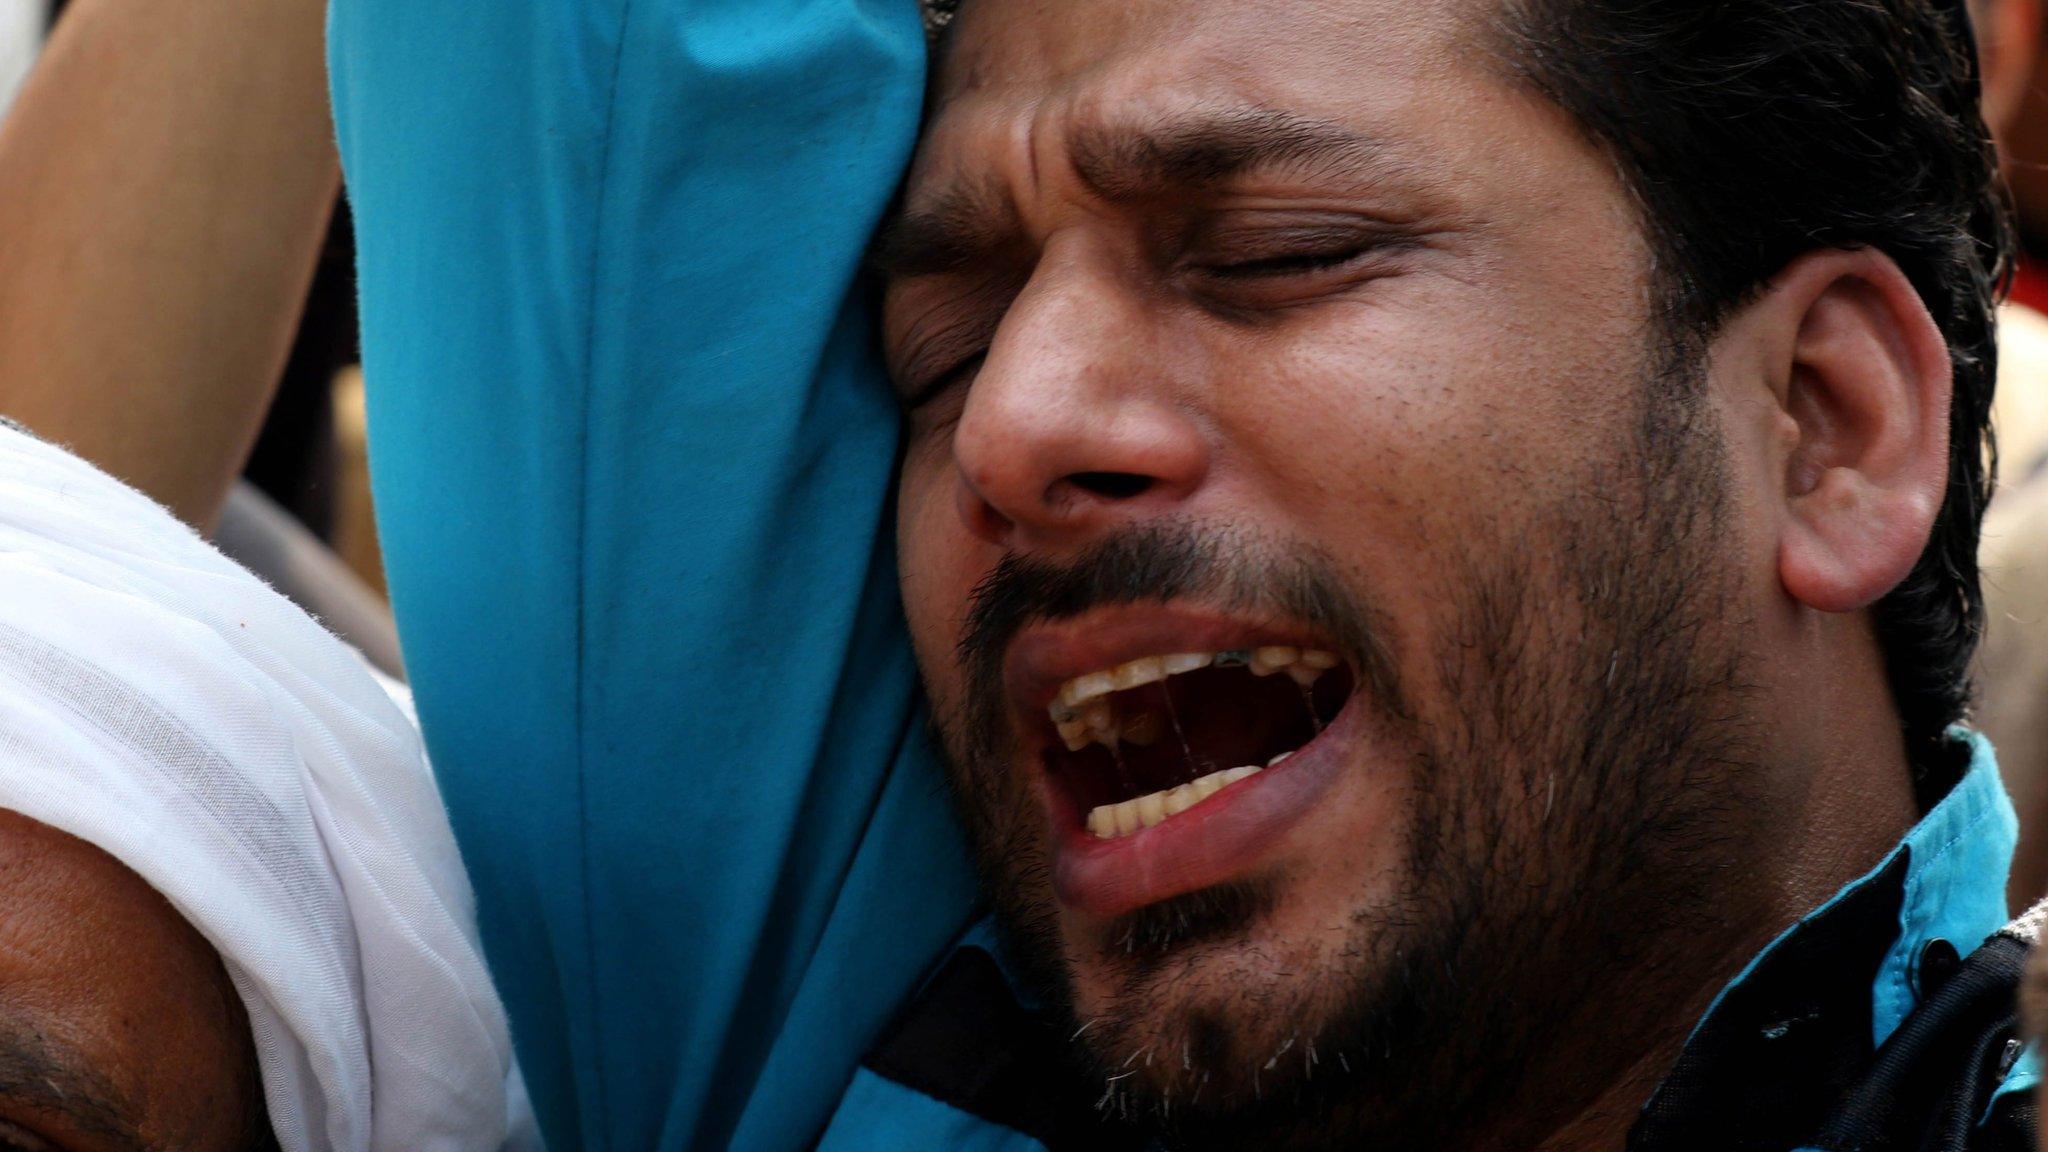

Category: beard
[924, 357, 1766, 1150]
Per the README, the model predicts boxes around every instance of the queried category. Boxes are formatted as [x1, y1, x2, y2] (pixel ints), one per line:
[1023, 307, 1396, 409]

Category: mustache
[956, 521, 1399, 725]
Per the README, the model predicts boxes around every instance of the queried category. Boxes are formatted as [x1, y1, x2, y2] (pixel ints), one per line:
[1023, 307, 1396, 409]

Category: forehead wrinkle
[1066, 104, 1390, 204]
[875, 103, 1405, 282]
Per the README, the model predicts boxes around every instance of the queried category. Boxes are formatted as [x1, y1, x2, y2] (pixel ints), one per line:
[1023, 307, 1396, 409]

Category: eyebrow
[0, 1019, 143, 1147]
[870, 106, 1389, 280]
[1068, 106, 1387, 202]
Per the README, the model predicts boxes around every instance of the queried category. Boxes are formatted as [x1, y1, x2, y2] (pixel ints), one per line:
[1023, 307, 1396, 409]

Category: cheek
[895, 457, 977, 706]
[1183, 290, 1654, 723]
[1207, 274, 1647, 553]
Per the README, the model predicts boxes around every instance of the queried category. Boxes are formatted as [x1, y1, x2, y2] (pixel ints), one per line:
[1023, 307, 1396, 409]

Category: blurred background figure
[1972, 0, 2048, 907]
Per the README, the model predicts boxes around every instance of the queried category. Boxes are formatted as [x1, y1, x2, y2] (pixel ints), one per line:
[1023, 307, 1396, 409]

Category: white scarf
[0, 421, 537, 1151]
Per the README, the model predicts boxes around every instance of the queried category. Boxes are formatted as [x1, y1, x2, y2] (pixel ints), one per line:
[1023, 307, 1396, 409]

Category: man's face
[0, 811, 266, 1151]
[884, 1, 1773, 1145]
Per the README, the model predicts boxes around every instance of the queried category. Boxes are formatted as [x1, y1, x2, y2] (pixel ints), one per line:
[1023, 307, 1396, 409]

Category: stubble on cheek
[927, 373, 1758, 1151]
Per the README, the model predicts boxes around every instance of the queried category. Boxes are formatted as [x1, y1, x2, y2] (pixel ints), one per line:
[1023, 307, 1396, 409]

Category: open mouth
[1039, 647, 1356, 840]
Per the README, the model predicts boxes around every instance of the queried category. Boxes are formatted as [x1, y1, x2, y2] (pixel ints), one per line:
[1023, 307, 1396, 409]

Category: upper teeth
[1249, 646, 1297, 675]
[1051, 646, 1339, 720]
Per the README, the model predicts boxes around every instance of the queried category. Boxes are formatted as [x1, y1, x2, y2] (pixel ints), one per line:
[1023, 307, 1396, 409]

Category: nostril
[1067, 471, 1155, 500]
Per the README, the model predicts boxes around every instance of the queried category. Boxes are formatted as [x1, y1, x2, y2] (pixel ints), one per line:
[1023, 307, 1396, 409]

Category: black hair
[1496, 0, 2010, 772]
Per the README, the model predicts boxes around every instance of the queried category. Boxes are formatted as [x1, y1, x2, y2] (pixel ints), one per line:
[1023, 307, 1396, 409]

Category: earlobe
[1767, 249, 1951, 615]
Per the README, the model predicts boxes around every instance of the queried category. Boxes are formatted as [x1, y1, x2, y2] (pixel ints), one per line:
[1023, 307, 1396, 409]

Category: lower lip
[1047, 694, 1361, 919]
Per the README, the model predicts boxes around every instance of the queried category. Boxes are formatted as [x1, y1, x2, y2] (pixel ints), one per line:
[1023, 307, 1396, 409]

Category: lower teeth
[1086, 763, 1268, 840]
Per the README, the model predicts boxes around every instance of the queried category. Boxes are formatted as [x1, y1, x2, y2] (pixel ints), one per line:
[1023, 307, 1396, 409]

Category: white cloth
[0, 0, 42, 120]
[0, 421, 537, 1152]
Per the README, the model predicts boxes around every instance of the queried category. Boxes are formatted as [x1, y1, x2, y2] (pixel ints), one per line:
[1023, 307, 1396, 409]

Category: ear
[1754, 248, 1953, 614]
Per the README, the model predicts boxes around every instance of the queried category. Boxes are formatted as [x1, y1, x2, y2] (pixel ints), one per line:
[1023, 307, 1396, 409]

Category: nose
[952, 247, 1211, 550]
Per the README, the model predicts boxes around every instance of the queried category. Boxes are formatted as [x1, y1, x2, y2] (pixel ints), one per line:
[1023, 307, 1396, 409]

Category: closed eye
[902, 350, 987, 413]
[1181, 217, 1425, 310]
[1205, 244, 1377, 279]
[0, 1117, 55, 1152]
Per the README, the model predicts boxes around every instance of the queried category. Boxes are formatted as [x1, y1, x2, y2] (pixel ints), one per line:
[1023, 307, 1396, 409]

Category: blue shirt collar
[1691, 728, 2016, 1050]
[1868, 728, 2017, 1044]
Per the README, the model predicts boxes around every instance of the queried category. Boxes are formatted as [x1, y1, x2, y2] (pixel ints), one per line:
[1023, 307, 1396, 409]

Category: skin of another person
[883, 1, 1953, 1148]
[0, 811, 266, 1152]
[0, 0, 338, 531]
[1972, 0, 2044, 148]
[1990, 0, 2048, 245]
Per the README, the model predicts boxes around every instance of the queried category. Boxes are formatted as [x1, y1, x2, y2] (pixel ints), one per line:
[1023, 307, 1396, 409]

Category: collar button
[1916, 937, 1961, 997]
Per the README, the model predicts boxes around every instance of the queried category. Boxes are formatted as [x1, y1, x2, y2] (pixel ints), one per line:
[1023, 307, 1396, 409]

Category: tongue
[1048, 663, 1351, 811]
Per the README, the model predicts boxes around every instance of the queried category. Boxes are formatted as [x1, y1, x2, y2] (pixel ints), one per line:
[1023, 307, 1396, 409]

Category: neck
[1509, 905, 1783, 1152]
[1531, 702, 1922, 1151]
[1531, 1040, 1702, 1152]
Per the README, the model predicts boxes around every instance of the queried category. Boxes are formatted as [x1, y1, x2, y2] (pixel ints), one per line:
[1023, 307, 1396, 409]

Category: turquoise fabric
[326, 3, 980, 1150]
[1868, 732, 2017, 1045]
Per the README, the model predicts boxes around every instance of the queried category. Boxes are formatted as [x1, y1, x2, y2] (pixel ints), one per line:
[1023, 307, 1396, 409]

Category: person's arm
[0, 0, 337, 530]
